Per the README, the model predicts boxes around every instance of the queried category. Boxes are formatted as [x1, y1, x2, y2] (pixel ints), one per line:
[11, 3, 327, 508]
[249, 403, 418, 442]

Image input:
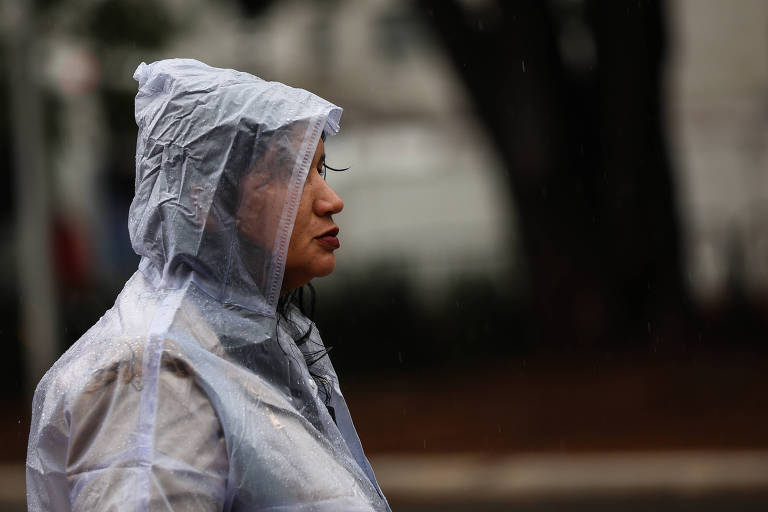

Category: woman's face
[282, 139, 344, 293]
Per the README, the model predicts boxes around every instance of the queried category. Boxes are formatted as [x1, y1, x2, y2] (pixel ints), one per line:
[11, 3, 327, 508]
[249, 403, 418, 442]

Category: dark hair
[277, 284, 334, 402]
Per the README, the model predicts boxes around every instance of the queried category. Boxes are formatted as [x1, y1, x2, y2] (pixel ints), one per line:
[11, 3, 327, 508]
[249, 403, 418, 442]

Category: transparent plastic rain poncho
[27, 59, 390, 511]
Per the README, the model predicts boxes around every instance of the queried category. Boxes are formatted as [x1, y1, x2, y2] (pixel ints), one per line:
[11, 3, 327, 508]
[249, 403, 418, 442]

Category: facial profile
[282, 138, 344, 293]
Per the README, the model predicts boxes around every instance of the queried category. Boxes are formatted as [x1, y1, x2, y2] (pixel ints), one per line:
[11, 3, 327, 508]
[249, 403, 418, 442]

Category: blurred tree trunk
[417, 0, 688, 348]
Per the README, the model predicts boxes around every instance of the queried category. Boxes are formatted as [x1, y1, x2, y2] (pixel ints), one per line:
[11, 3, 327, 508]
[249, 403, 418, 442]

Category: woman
[26, 59, 390, 511]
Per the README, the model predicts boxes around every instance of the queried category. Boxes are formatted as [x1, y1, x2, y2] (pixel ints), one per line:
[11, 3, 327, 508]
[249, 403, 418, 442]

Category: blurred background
[2, 0, 768, 509]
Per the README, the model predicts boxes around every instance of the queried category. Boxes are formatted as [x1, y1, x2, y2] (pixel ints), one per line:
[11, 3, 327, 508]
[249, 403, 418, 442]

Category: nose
[313, 180, 344, 216]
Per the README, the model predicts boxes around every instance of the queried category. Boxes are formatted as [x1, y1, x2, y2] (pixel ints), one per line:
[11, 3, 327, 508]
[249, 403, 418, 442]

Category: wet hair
[277, 284, 334, 403]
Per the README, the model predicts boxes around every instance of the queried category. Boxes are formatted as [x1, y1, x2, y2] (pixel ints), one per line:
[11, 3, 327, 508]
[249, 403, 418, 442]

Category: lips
[315, 227, 340, 249]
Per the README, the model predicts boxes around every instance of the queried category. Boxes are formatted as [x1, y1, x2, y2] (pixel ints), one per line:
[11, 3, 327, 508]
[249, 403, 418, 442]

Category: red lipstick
[315, 227, 340, 249]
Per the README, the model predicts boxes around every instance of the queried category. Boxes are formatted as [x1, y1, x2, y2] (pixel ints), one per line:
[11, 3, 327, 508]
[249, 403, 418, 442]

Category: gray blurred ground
[5, 451, 768, 511]
[378, 452, 768, 511]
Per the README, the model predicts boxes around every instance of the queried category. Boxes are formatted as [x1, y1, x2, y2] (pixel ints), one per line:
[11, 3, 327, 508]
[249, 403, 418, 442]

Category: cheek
[286, 198, 313, 264]
[289, 213, 312, 252]
[292, 185, 316, 244]
[237, 180, 285, 244]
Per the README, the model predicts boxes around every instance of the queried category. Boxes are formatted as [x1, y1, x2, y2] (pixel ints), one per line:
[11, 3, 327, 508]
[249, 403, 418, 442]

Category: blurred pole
[6, 0, 59, 396]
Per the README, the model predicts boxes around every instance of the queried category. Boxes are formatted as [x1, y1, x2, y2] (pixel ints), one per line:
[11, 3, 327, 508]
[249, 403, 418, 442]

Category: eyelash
[317, 162, 349, 180]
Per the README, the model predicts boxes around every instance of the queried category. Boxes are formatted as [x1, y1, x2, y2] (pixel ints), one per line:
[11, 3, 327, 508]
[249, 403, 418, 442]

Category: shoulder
[28, 334, 229, 511]
[31, 323, 208, 444]
[30, 331, 224, 468]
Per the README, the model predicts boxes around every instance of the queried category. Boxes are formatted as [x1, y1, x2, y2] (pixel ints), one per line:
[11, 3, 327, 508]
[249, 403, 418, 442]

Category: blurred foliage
[316, 273, 531, 379]
[80, 0, 175, 47]
[236, 0, 278, 18]
[100, 89, 141, 177]
[0, 297, 21, 401]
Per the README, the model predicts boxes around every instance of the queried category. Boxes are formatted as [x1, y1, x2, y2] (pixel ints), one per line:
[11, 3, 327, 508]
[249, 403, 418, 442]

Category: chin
[312, 255, 337, 278]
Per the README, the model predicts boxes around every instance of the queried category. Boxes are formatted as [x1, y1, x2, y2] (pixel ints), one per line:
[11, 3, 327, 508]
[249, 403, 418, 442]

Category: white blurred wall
[669, 0, 768, 302]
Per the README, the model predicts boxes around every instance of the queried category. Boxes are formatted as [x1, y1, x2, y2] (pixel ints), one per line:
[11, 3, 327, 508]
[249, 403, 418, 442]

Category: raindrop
[521, 60, 527, 72]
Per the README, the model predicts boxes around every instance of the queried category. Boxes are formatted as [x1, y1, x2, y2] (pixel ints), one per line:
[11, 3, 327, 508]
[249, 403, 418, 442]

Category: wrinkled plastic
[27, 59, 390, 511]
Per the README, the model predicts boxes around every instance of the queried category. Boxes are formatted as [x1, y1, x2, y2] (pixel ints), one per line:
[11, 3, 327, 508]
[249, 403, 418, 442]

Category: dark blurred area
[2, 0, 768, 509]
